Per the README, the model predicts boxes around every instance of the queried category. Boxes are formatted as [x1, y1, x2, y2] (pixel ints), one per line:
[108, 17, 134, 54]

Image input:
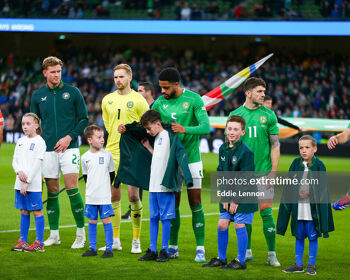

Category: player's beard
[164, 89, 177, 100]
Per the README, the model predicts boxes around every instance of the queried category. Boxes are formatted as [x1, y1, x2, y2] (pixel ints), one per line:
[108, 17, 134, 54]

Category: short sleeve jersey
[81, 149, 115, 205]
[149, 130, 172, 193]
[102, 89, 149, 157]
[229, 105, 279, 172]
[13, 135, 46, 192]
[152, 89, 209, 163]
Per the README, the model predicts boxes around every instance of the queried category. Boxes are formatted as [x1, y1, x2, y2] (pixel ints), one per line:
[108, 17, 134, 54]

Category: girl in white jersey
[11, 113, 46, 252]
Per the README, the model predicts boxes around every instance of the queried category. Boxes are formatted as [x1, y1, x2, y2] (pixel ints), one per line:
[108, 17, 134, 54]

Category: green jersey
[152, 89, 210, 163]
[229, 105, 278, 172]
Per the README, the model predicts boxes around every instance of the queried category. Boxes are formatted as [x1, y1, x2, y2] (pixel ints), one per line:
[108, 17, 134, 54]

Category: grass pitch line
[0, 207, 279, 234]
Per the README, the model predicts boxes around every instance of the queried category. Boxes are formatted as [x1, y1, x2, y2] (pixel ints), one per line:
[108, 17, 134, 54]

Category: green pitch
[0, 143, 349, 279]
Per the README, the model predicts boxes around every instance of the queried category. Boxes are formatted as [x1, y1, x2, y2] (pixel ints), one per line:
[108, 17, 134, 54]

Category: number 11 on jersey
[248, 126, 257, 138]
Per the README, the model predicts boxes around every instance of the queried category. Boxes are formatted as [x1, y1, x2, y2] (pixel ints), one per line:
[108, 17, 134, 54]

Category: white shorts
[178, 161, 203, 191]
[43, 148, 80, 178]
[257, 176, 275, 200]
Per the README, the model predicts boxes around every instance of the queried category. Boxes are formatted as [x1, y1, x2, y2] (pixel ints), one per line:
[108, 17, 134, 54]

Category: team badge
[158, 138, 163, 145]
[182, 102, 190, 110]
[30, 143, 35, 151]
[127, 101, 134, 108]
[62, 92, 70, 100]
[99, 157, 104, 164]
[259, 116, 267, 124]
[231, 156, 237, 164]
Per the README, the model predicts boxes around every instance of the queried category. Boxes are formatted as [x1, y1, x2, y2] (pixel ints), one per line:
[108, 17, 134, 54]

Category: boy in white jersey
[138, 110, 193, 262]
[12, 113, 46, 252]
[81, 125, 115, 258]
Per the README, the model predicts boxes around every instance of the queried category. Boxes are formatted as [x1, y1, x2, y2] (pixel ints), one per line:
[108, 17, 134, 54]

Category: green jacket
[115, 122, 193, 191]
[30, 81, 88, 151]
[218, 140, 259, 214]
[277, 156, 335, 238]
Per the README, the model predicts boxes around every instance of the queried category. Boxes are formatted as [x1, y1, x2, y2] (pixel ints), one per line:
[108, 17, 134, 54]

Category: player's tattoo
[269, 134, 279, 149]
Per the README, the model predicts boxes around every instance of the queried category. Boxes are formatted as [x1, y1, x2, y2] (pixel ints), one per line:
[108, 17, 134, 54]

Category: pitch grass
[0, 143, 349, 280]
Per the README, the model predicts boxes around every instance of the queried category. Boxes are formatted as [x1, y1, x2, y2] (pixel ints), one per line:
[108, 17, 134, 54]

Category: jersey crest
[127, 101, 134, 108]
[259, 116, 267, 124]
[62, 92, 70, 100]
[182, 102, 190, 110]
[99, 157, 104, 164]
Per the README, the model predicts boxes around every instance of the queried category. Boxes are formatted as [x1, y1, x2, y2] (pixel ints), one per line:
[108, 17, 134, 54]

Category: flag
[202, 53, 274, 110]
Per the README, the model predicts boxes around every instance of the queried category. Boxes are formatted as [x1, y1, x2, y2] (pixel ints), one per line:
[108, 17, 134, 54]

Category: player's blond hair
[23, 113, 42, 134]
[42, 56, 63, 70]
[113, 64, 132, 77]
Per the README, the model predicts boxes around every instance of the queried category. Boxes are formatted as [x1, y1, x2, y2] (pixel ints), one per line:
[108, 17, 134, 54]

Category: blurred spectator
[181, 3, 191, 20]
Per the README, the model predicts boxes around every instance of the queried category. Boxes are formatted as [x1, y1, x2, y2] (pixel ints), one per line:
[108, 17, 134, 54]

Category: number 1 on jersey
[117, 109, 121, 120]
[248, 126, 257, 138]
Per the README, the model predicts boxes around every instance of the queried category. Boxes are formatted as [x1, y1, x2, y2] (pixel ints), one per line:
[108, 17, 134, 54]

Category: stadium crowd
[2, 0, 350, 20]
[1, 50, 350, 132]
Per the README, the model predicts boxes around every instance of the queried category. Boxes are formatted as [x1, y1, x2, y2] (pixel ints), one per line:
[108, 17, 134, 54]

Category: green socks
[169, 206, 180, 246]
[47, 192, 60, 230]
[191, 204, 205, 247]
[245, 223, 252, 250]
[67, 189, 85, 228]
[261, 208, 276, 251]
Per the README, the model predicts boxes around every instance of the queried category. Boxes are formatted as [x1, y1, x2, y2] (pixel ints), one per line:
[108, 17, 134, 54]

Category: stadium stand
[1, 50, 349, 132]
[1, 0, 349, 20]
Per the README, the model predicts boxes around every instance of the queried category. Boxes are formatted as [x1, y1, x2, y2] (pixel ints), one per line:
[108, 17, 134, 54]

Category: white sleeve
[12, 142, 21, 174]
[26, 158, 42, 184]
[26, 139, 45, 183]
[108, 152, 115, 172]
[81, 156, 87, 175]
[36, 139, 46, 160]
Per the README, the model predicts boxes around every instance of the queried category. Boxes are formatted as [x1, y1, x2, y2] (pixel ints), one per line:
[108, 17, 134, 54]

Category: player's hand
[17, 171, 27, 183]
[171, 123, 186, 134]
[141, 138, 153, 154]
[327, 136, 338, 150]
[118, 124, 126, 134]
[54, 135, 72, 153]
[299, 189, 309, 199]
[222, 202, 229, 212]
[20, 183, 28, 196]
[229, 203, 238, 214]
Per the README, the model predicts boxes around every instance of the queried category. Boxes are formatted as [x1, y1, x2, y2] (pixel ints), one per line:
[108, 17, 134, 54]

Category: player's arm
[108, 152, 116, 184]
[269, 134, 280, 172]
[269, 113, 280, 172]
[26, 141, 46, 184]
[328, 127, 350, 149]
[67, 89, 89, 142]
[81, 157, 87, 183]
[12, 141, 27, 182]
[176, 97, 210, 135]
[101, 97, 110, 133]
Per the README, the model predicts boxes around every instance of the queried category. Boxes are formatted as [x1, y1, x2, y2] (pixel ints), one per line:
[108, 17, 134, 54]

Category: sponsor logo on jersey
[127, 101, 134, 108]
[158, 138, 162, 145]
[99, 157, 104, 164]
[108, 101, 113, 105]
[182, 102, 190, 110]
[231, 156, 237, 164]
[30, 143, 35, 151]
[62, 92, 70, 100]
[259, 116, 267, 124]
[41, 96, 47, 102]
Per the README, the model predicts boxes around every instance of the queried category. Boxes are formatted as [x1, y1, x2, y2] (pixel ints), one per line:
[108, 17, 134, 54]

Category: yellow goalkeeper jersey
[102, 89, 149, 156]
